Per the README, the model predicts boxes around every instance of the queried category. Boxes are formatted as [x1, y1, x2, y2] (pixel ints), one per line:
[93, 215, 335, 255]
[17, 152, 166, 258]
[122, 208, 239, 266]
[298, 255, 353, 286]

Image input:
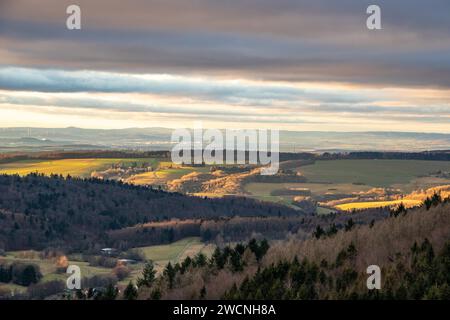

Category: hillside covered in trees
[0, 174, 299, 251]
[135, 198, 450, 300]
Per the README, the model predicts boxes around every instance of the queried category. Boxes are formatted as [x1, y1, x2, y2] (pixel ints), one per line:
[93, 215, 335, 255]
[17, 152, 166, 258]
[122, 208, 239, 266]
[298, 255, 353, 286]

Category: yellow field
[0, 158, 149, 178]
[192, 192, 226, 198]
[125, 170, 171, 185]
[335, 199, 423, 211]
[126, 167, 209, 186]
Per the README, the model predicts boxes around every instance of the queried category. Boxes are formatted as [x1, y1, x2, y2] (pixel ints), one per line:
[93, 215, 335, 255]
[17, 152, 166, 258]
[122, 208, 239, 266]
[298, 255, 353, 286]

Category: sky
[0, 0, 449, 132]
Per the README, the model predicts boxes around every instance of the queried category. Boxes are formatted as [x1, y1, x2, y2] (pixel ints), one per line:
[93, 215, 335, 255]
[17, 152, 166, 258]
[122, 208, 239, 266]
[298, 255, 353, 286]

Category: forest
[128, 196, 450, 300]
[0, 173, 299, 250]
[0, 173, 449, 300]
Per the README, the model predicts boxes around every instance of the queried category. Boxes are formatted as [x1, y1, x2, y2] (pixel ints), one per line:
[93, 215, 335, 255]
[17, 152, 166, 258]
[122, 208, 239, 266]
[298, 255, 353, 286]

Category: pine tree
[150, 288, 162, 300]
[344, 219, 354, 231]
[124, 281, 138, 300]
[211, 247, 225, 269]
[199, 285, 207, 299]
[102, 284, 118, 300]
[313, 225, 325, 239]
[194, 253, 207, 267]
[431, 192, 442, 206]
[326, 223, 338, 236]
[163, 262, 176, 289]
[137, 261, 156, 287]
[258, 239, 270, 261]
[180, 256, 192, 274]
[230, 250, 244, 272]
[423, 197, 433, 210]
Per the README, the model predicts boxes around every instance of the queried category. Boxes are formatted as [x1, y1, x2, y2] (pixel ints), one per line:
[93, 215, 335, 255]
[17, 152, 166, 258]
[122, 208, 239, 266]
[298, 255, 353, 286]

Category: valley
[0, 237, 214, 297]
[2, 154, 450, 213]
[1, 149, 449, 300]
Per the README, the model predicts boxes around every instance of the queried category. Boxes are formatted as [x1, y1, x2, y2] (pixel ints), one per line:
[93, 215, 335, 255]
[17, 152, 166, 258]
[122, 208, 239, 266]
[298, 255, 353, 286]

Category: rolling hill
[0, 174, 299, 251]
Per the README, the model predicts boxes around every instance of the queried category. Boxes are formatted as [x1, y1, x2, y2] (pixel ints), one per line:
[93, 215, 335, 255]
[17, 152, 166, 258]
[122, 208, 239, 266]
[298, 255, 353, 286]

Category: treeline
[279, 151, 450, 162]
[110, 221, 201, 249]
[0, 262, 42, 287]
[0, 150, 171, 164]
[161, 150, 450, 162]
[109, 209, 388, 249]
[319, 151, 450, 161]
[224, 239, 450, 299]
[199, 210, 386, 243]
[0, 174, 299, 251]
[2, 149, 449, 166]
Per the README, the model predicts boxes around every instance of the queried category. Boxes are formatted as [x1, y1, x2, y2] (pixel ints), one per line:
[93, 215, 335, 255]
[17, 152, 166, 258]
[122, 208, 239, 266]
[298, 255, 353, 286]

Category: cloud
[1, 1, 450, 132]
[0, 92, 257, 117]
[0, 67, 372, 105]
[1, 68, 449, 128]
[0, 0, 450, 87]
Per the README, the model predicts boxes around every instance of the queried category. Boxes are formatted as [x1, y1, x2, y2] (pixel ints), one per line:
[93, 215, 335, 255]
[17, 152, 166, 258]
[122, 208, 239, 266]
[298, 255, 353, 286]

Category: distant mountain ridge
[1, 127, 450, 152]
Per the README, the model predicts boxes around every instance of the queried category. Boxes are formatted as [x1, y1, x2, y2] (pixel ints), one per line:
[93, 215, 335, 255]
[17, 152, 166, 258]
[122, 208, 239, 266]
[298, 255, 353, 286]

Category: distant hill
[1, 127, 450, 152]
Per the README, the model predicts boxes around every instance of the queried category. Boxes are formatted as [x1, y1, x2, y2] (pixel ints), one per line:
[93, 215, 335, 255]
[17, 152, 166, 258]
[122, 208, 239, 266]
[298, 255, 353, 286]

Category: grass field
[138, 237, 214, 270]
[0, 158, 154, 178]
[298, 159, 450, 188]
[0, 237, 214, 293]
[245, 159, 450, 212]
[1, 251, 113, 277]
[316, 206, 336, 215]
[0, 251, 114, 294]
[246, 160, 450, 196]
[0, 283, 27, 295]
[245, 182, 373, 197]
[244, 182, 373, 210]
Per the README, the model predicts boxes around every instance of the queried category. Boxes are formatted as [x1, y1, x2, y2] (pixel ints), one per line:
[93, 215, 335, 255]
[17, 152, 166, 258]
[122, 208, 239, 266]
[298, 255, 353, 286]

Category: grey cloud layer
[1, 0, 450, 87]
[0, 67, 370, 104]
[1, 67, 449, 125]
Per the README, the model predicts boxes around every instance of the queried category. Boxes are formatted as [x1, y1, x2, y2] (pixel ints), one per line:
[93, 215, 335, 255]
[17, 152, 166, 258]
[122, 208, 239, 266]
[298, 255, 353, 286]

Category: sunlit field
[126, 166, 210, 186]
[0, 158, 152, 178]
[335, 199, 423, 211]
[138, 237, 214, 269]
[245, 159, 450, 212]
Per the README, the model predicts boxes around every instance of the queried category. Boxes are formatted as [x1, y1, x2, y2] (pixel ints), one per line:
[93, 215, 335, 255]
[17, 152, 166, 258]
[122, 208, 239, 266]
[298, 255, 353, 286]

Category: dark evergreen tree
[137, 261, 156, 288]
[163, 262, 176, 289]
[313, 225, 325, 239]
[200, 285, 207, 299]
[124, 281, 138, 300]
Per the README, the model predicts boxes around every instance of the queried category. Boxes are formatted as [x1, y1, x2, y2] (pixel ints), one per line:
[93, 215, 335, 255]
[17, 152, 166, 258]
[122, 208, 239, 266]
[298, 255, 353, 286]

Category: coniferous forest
[133, 199, 450, 300]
